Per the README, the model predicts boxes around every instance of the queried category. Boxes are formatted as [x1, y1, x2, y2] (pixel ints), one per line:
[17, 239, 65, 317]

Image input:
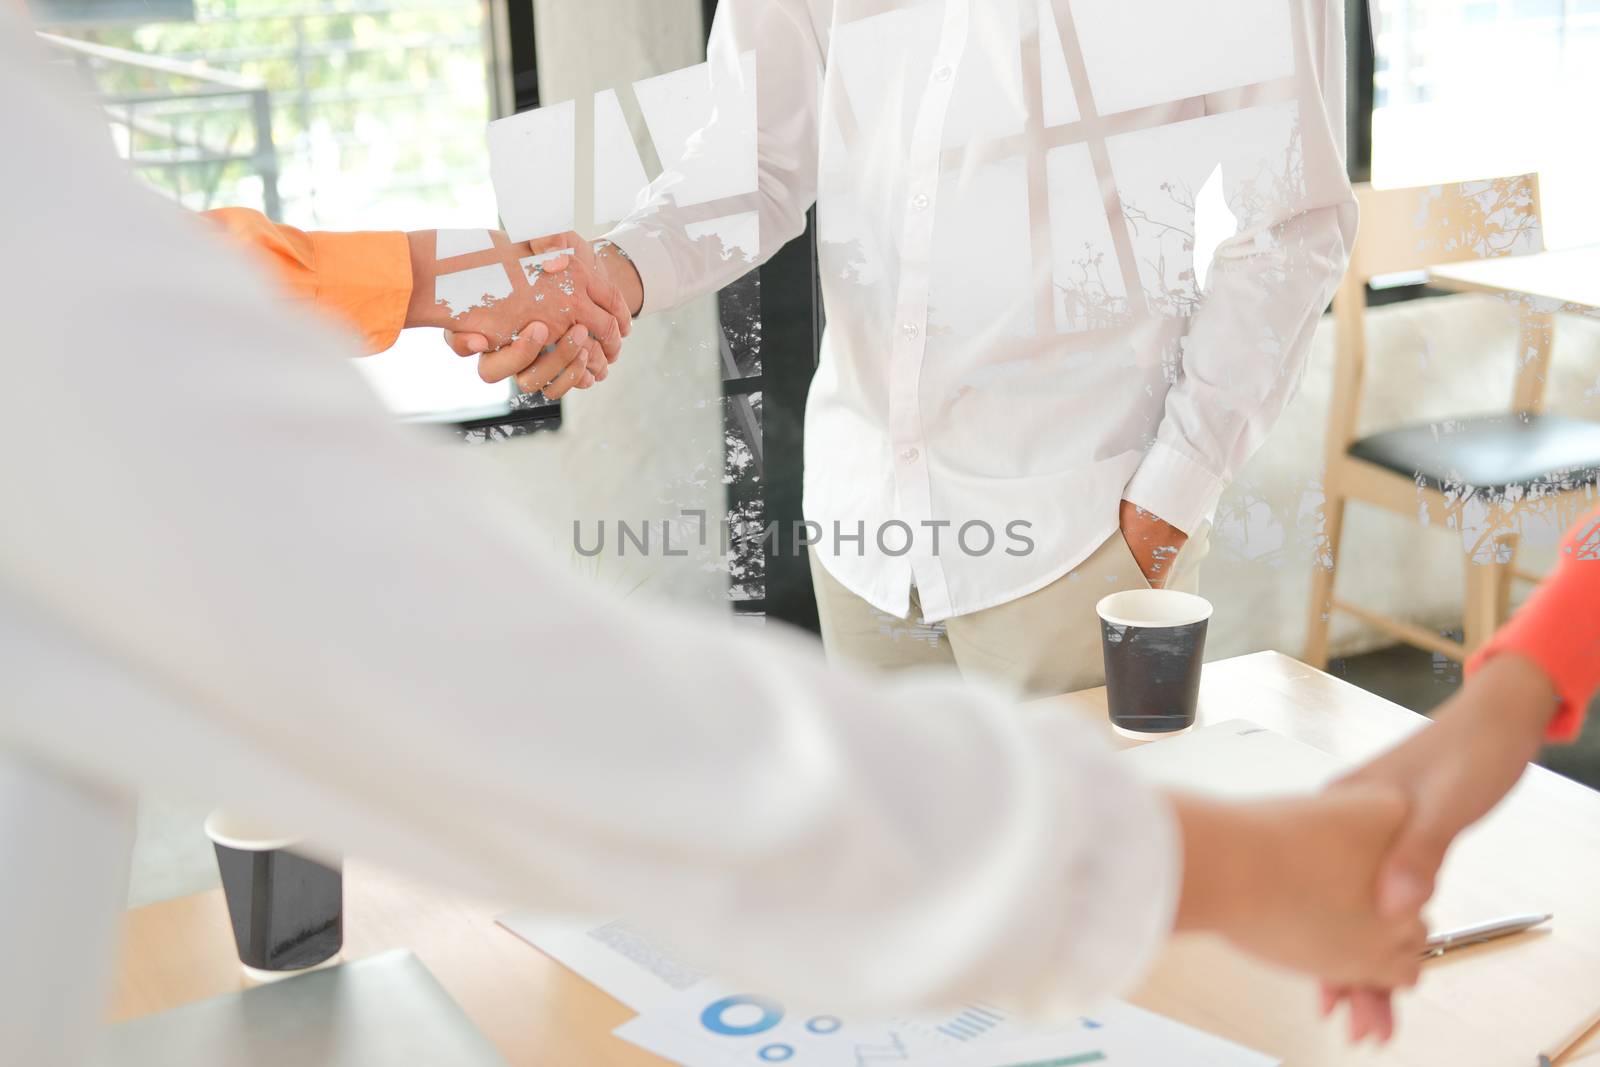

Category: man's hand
[1172, 787, 1426, 994]
[405, 230, 631, 400]
[1341, 653, 1555, 917]
[1317, 652, 1557, 1041]
[1119, 499, 1188, 587]
[444, 232, 644, 399]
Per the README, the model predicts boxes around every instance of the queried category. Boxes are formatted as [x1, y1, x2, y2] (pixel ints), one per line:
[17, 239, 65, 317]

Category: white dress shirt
[0, 15, 1177, 1062]
[609, 0, 1356, 621]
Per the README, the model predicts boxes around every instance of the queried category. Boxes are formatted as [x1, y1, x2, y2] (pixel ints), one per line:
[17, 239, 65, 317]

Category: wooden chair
[1304, 174, 1600, 667]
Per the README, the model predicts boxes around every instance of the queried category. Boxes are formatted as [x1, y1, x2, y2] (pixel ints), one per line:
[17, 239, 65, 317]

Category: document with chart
[498, 913, 1275, 1067]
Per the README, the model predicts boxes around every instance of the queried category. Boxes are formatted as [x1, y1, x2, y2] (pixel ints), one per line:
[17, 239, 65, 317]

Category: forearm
[595, 0, 820, 316]
[1125, 202, 1355, 535]
[1434, 653, 1558, 768]
[1127, 0, 1357, 535]
[1171, 794, 1258, 934]
[403, 229, 452, 330]
[204, 207, 413, 354]
[403, 228, 537, 331]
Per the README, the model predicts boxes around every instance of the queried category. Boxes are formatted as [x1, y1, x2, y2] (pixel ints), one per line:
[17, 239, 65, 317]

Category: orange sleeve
[202, 207, 413, 354]
[1467, 507, 1600, 742]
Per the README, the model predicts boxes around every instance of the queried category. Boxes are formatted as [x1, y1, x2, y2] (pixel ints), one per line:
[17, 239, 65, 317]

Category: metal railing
[39, 31, 282, 218]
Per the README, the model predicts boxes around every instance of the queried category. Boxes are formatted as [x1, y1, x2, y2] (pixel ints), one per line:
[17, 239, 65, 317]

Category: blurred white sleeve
[1122, 0, 1358, 534]
[601, 0, 823, 313]
[0, 9, 1174, 1036]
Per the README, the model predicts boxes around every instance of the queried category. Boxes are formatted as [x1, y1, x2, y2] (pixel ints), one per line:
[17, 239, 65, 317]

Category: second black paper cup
[204, 811, 343, 982]
[1096, 588, 1212, 740]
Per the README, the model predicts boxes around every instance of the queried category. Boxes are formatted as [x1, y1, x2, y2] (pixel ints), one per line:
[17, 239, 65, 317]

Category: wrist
[595, 239, 645, 318]
[1171, 795, 1263, 935]
[1120, 499, 1186, 543]
[403, 230, 451, 330]
[1451, 651, 1558, 751]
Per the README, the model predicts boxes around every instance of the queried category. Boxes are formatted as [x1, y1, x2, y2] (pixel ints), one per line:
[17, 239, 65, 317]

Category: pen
[1422, 913, 1552, 959]
[1538, 1001, 1600, 1066]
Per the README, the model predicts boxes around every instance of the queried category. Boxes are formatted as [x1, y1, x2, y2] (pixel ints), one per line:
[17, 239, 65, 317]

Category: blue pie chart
[700, 995, 784, 1036]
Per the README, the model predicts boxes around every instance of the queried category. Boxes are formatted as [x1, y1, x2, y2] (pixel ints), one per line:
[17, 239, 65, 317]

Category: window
[506, 0, 821, 625]
[1370, 0, 1600, 245]
[34, 0, 515, 417]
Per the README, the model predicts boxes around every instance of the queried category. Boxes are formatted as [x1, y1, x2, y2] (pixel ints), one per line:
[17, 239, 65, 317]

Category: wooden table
[113, 651, 1600, 1065]
[1428, 244, 1600, 315]
[1429, 244, 1600, 416]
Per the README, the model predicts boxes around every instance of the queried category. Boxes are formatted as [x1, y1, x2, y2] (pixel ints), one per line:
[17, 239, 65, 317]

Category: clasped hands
[405, 229, 643, 400]
[1311, 652, 1556, 1043]
[1187, 652, 1556, 1046]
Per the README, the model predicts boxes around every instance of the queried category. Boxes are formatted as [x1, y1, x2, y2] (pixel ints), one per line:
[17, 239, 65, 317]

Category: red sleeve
[1467, 507, 1600, 742]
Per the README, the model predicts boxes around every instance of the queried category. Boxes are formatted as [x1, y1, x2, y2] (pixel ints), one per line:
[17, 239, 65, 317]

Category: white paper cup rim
[1096, 588, 1213, 629]
[203, 810, 299, 852]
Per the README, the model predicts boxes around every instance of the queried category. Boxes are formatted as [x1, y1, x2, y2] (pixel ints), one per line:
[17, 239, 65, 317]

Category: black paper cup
[1095, 588, 1213, 740]
[203, 811, 343, 981]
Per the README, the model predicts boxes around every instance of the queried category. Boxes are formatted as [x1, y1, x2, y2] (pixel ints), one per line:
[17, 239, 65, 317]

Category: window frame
[479, 0, 824, 629]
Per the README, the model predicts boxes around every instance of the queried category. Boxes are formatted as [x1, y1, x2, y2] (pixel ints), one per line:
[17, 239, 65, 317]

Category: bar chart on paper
[934, 1003, 1008, 1043]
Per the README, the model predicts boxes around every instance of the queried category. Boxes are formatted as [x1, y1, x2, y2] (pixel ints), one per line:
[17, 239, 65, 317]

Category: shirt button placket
[887, 1, 968, 621]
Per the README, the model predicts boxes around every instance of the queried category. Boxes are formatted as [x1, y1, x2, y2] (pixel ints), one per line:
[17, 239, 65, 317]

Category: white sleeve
[0, 13, 1175, 1016]
[1123, 0, 1358, 534]
[601, 0, 823, 314]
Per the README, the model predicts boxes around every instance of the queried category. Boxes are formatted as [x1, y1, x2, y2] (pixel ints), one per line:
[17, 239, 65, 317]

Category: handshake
[1181, 652, 1555, 1045]
[403, 228, 643, 399]
[1172, 786, 1424, 1044]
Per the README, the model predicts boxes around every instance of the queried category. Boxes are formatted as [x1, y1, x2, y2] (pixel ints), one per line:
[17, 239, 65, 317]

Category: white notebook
[1118, 718, 1347, 797]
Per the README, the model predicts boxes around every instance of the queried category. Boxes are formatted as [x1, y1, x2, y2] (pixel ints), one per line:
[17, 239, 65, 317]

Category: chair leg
[1463, 534, 1515, 655]
[1304, 487, 1346, 669]
[1497, 532, 1520, 623]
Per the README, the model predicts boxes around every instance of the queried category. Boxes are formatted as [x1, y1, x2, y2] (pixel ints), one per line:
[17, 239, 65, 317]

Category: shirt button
[900, 447, 921, 464]
[911, 193, 930, 211]
[933, 65, 952, 83]
[901, 323, 920, 340]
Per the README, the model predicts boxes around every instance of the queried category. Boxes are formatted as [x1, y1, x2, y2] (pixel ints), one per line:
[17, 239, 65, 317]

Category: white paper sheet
[612, 988, 1243, 1067]
[498, 913, 707, 1013]
[927, 1001, 1280, 1067]
[1118, 718, 1345, 798]
[498, 907, 1278, 1067]
[495, 725, 1323, 1066]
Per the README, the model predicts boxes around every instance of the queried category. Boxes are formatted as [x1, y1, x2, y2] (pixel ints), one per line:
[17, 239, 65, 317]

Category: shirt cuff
[1122, 442, 1228, 537]
[602, 223, 679, 317]
[305, 230, 413, 354]
[1466, 561, 1600, 744]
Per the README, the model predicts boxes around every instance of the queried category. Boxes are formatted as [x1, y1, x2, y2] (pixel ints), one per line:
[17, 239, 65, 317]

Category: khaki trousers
[809, 525, 1210, 699]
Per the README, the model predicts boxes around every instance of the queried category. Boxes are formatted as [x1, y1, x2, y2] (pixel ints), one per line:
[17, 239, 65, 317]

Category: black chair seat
[1348, 412, 1600, 494]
